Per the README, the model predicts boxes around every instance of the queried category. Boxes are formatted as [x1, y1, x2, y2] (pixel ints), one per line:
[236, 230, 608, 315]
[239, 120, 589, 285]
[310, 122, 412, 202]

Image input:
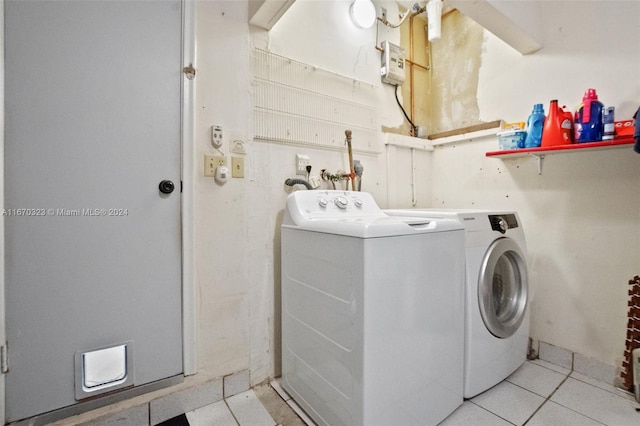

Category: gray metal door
[4, 0, 183, 421]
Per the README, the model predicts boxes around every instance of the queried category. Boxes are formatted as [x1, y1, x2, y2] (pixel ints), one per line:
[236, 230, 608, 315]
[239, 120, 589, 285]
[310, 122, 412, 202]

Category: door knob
[158, 180, 175, 194]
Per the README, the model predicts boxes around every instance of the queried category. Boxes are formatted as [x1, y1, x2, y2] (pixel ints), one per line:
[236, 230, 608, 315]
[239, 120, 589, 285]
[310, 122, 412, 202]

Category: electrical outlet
[231, 156, 244, 178]
[296, 154, 311, 176]
[211, 125, 223, 148]
[204, 154, 226, 177]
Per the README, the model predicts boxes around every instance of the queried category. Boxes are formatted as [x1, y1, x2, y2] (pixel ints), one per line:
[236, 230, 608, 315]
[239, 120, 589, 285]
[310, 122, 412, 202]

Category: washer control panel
[287, 190, 383, 222]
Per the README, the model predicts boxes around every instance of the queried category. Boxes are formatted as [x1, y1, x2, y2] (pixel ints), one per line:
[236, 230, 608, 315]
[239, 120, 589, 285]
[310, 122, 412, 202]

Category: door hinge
[183, 64, 196, 80]
[1, 343, 8, 373]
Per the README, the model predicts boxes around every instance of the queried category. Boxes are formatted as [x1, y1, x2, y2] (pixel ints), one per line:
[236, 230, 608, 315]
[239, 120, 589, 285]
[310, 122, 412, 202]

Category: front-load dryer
[281, 191, 465, 425]
[385, 209, 529, 398]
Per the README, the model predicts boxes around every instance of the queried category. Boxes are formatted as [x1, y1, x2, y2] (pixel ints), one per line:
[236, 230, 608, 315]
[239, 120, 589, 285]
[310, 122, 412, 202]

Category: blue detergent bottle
[575, 88, 604, 142]
[524, 103, 545, 148]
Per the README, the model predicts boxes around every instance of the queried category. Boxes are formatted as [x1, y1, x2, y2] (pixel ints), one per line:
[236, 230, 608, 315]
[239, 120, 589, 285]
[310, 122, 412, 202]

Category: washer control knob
[318, 197, 328, 208]
[353, 198, 363, 208]
[334, 196, 349, 209]
[495, 217, 508, 233]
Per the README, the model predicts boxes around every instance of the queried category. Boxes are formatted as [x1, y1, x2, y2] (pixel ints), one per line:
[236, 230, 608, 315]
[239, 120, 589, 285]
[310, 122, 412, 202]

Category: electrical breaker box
[380, 41, 406, 85]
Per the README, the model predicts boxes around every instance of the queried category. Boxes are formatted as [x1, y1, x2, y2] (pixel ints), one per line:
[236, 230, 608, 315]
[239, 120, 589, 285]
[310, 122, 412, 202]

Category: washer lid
[283, 190, 463, 238]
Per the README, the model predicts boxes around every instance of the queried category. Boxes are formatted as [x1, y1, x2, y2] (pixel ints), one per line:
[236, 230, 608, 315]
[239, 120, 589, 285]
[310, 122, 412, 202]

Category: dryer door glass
[478, 238, 528, 338]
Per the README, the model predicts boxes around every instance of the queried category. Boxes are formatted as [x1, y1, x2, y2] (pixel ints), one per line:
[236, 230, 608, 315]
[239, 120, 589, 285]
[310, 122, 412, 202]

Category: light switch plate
[231, 157, 244, 178]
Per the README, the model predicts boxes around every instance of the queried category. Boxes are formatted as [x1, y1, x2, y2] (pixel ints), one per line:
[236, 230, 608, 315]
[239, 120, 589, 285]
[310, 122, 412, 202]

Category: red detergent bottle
[562, 104, 575, 143]
[574, 88, 604, 142]
[541, 100, 573, 147]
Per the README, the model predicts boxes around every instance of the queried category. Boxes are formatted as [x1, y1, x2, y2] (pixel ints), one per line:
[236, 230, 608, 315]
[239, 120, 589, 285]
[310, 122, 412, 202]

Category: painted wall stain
[391, 10, 485, 137]
[428, 10, 484, 134]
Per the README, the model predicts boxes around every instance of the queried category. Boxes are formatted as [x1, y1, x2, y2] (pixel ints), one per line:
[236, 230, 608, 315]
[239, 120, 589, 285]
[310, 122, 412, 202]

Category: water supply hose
[379, 6, 418, 28]
[354, 161, 363, 191]
[284, 178, 313, 190]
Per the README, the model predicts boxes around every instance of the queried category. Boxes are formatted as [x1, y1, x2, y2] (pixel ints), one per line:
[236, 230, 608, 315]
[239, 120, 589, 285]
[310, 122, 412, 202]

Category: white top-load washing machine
[385, 209, 529, 398]
[281, 190, 465, 426]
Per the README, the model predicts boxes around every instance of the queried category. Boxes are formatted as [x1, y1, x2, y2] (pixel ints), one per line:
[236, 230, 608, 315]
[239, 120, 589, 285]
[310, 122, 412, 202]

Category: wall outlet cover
[296, 154, 311, 176]
[204, 154, 226, 177]
[231, 157, 244, 178]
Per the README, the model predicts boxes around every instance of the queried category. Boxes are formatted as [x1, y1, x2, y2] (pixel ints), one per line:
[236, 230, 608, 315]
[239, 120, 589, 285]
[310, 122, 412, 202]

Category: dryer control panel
[489, 214, 519, 234]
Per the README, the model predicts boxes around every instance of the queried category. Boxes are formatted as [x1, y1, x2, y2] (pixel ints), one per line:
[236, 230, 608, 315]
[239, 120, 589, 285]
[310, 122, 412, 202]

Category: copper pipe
[345, 130, 356, 191]
[374, 7, 456, 137]
[410, 14, 415, 60]
[409, 13, 415, 130]
[405, 58, 428, 71]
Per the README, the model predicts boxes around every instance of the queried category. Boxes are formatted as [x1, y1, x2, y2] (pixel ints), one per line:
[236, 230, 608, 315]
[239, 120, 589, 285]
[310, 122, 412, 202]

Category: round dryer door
[478, 237, 528, 338]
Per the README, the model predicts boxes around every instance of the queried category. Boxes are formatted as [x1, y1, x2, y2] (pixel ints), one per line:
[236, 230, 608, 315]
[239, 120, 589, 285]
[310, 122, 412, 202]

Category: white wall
[194, 0, 640, 388]
[432, 1, 640, 369]
[195, 0, 251, 379]
[195, 0, 427, 384]
[0, 0, 5, 420]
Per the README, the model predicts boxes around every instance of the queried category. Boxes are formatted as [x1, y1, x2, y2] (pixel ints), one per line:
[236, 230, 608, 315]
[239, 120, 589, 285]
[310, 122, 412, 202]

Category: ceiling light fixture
[350, 0, 376, 29]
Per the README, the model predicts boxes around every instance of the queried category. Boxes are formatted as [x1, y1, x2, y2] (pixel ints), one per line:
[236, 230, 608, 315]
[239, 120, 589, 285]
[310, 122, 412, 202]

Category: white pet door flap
[74, 342, 134, 400]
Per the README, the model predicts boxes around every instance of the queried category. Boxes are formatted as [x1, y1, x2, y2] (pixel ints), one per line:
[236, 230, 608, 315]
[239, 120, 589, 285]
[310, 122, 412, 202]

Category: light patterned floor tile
[439, 401, 511, 426]
[186, 400, 238, 426]
[471, 381, 545, 425]
[507, 361, 568, 398]
[551, 377, 640, 426]
[526, 400, 605, 426]
[225, 390, 276, 426]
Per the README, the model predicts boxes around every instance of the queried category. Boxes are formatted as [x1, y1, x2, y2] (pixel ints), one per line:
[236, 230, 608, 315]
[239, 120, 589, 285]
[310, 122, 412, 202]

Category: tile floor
[182, 359, 640, 426]
[178, 382, 308, 426]
[186, 392, 271, 426]
[441, 359, 640, 425]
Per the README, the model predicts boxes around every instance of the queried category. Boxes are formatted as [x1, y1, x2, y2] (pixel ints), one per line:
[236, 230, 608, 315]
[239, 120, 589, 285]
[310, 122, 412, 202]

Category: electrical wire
[394, 84, 416, 135]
